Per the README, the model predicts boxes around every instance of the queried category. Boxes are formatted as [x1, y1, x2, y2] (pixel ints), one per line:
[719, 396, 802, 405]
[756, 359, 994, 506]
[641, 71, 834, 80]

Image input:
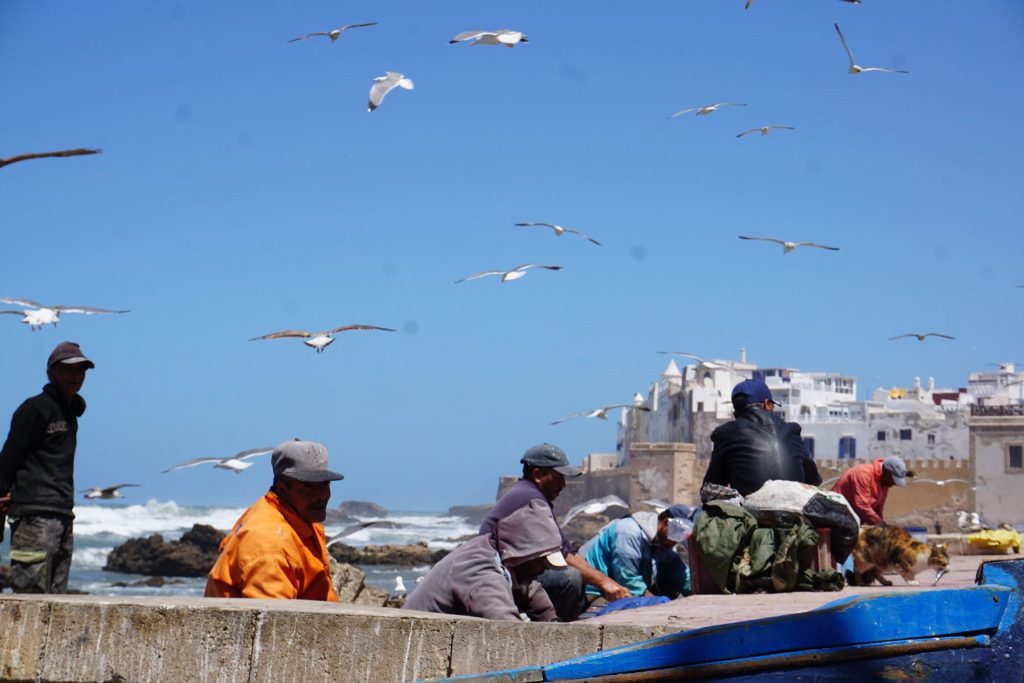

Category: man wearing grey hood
[403, 499, 564, 621]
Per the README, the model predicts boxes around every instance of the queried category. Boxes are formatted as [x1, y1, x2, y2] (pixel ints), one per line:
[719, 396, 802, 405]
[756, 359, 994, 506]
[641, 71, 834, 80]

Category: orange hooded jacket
[205, 490, 338, 601]
[832, 458, 887, 526]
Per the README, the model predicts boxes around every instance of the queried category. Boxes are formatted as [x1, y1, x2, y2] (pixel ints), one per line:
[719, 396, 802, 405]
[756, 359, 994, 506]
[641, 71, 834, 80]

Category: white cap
[545, 551, 568, 568]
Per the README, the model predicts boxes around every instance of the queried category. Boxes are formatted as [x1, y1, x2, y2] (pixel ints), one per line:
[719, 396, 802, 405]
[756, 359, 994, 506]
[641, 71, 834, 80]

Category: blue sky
[2, 1, 1022, 511]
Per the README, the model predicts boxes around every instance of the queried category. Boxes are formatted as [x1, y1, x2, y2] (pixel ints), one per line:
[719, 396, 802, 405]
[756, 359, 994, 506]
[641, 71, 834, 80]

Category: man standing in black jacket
[0, 341, 94, 593]
[703, 378, 821, 497]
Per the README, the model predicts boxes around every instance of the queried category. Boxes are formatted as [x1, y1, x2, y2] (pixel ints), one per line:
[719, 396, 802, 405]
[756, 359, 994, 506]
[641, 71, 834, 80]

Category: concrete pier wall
[0, 595, 677, 682]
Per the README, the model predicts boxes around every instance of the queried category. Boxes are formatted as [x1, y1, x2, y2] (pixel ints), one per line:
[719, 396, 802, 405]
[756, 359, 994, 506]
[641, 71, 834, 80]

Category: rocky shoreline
[104, 524, 465, 577]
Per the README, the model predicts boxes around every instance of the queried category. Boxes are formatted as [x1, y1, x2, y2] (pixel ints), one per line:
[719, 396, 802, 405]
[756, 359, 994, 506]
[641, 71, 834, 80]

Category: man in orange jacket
[205, 439, 343, 601]
[832, 456, 913, 526]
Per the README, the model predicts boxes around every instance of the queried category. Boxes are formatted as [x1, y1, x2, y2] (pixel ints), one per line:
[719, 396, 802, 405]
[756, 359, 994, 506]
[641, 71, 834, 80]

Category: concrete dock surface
[0, 553, 1018, 682]
[590, 553, 1021, 629]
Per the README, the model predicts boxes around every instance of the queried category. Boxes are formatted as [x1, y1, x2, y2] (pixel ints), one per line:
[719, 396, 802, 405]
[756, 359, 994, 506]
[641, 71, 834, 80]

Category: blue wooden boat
[434, 558, 1024, 682]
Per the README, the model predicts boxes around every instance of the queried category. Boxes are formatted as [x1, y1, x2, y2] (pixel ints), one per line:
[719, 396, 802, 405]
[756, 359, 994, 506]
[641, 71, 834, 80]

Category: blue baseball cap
[731, 378, 780, 406]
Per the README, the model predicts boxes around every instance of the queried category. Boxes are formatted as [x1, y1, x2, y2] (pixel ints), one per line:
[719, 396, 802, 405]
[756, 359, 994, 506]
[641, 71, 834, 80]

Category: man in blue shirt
[480, 443, 630, 620]
[580, 508, 691, 599]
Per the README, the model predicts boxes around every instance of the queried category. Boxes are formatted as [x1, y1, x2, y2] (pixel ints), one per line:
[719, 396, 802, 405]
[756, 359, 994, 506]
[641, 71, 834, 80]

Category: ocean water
[0, 499, 477, 597]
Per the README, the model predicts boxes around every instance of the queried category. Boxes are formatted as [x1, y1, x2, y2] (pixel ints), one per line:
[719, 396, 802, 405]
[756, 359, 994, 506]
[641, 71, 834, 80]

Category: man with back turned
[703, 378, 822, 497]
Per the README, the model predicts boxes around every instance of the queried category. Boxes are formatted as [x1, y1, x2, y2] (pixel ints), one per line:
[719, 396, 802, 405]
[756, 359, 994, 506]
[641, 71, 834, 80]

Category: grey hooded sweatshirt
[403, 498, 561, 621]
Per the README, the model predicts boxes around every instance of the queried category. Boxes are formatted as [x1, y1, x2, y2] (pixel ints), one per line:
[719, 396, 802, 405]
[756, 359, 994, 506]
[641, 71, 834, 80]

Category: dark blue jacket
[0, 384, 85, 517]
[703, 405, 821, 497]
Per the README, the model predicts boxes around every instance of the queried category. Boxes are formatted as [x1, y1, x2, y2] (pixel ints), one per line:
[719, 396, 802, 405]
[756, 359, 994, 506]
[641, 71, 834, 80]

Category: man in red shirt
[833, 456, 913, 526]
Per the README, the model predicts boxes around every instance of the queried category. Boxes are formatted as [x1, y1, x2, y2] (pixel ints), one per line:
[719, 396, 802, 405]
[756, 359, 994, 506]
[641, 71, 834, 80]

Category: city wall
[0, 594, 676, 683]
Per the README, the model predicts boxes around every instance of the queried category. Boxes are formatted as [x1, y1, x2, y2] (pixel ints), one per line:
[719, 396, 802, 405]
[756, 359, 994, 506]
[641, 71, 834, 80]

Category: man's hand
[0, 492, 11, 514]
[596, 576, 631, 601]
[565, 552, 631, 601]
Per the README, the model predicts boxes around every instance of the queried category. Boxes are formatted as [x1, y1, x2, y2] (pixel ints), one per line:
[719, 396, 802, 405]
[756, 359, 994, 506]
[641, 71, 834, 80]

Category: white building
[618, 350, 994, 464]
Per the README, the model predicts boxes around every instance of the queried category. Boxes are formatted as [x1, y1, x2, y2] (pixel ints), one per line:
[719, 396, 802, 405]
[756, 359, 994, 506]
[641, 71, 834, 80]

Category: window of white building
[927, 434, 936, 446]
[839, 436, 856, 459]
[877, 431, 886, 442]
[900, 429, 912, 441]
[804, 437, 815, 457]
[1008, 444, 1023, 473]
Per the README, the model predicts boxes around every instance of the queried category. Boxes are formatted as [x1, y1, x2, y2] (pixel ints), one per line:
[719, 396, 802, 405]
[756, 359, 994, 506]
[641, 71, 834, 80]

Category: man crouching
[205, 438, 343, 601]
[403, 499, 564, 621]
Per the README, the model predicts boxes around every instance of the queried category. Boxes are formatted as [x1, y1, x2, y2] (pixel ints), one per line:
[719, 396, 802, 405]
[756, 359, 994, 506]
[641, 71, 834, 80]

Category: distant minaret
[740, 347, 747, 364]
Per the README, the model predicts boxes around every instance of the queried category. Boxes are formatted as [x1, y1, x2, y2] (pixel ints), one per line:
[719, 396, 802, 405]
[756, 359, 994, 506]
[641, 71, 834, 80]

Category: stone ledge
[0, 595, 679, 683]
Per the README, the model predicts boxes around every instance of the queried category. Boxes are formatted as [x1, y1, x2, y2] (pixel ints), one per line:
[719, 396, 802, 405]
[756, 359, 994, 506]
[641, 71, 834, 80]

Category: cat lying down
[848, 525, 950, 587]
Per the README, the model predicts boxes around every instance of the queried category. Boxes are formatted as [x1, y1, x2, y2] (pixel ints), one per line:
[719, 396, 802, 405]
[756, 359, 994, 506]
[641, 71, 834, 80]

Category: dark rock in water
[562, 513, 613, 550]
[0, 564, 9, 590]
[335, 501, 388, 517]
[179, 524, 224, 554]
[109, 576, 186, 588]
[324, 509, 358, 526]
[448, 504, 492, 527]
[105, 523, 225, 577]
[329, 540, 441, 566]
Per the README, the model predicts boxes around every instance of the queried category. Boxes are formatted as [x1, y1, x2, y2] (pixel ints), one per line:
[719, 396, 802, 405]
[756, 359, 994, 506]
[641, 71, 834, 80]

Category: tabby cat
[848, 525, 950, 587]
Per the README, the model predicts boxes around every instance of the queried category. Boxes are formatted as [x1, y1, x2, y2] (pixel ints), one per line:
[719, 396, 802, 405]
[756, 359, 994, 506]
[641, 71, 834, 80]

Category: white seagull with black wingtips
[80, 484, 140, 500]
[670, 103, 746, 118]
[737, 125, 795, 138]
[551, 404, 651, 425]
[287, 23, 378, 43]
[449, 29, 528, 48]
[368, 72, 414, 112]
[834, 22, 909, 75]
[737, 236, 839, 254]
[455, 264, 562, 284]
[162, 448, 275, 475]
[515, 222, 601, 246]
[0, 297, 129, 330]
[249, 324, 396, 354]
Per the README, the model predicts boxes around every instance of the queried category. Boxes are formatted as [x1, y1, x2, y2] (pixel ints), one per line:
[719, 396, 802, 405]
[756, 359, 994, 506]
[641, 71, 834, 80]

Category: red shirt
[833, 458, 888, 525]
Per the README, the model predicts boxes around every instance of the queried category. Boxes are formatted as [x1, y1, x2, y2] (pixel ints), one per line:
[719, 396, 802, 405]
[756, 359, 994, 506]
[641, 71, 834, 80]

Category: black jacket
[703, 405, 821, 497]
[0, 384, 86, 517]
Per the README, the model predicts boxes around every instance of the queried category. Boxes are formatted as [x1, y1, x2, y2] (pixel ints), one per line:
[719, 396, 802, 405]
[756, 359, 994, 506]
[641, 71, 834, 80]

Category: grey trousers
[536, 566, 588, 622]
[9, 514, 74, 594]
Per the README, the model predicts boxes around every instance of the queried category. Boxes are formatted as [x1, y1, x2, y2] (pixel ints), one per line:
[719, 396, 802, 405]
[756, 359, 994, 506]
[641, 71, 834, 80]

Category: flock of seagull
[4, 6, 1012, 497]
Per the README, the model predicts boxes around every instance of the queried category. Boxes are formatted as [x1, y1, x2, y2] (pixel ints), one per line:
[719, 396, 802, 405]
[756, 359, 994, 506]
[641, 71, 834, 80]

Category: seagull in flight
[368, 71, 414, 112]
[455, 264, 562, 284]
[287, 23, 378, 43]
[670, 103, 746, 118]
[737, 236, 839, 254]
[888, 332, 955, 342]
[737, 125, 795, 138]
[912, 478, 969, 487]
[0, 297, 129, 330]
[834, 22, 909, 75]
[162, 447, 274, 474]
[0, 147, 102, 169]
[514, 222, 601, 246]
[80, 484, 139, 500]
[449, 29, 528, 48]
[656, 352, 731, 369]
[551, 404, 651, 425]
[249, 324, 396, 354]
[326, 520, 403, 547]
[561, 495, 629, 527]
